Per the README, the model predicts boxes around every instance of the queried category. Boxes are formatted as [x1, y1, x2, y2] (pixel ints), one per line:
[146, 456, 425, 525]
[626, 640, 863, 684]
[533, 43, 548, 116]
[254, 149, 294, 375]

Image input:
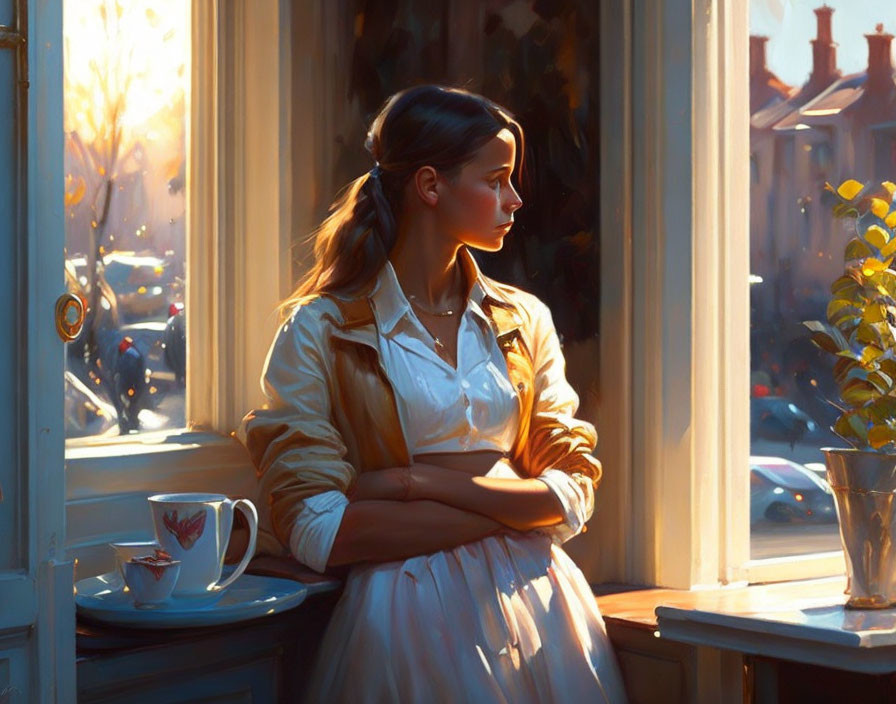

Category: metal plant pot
[822, 448, 896, 609]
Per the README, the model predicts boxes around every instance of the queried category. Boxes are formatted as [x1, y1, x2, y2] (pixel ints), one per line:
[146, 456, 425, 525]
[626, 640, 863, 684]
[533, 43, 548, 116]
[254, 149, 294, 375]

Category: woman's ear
[412, 165, 440, 207]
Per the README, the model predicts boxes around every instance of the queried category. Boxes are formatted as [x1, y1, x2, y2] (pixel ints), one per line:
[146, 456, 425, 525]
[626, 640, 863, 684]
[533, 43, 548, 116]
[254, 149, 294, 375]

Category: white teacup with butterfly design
[147, 493, 258, 597]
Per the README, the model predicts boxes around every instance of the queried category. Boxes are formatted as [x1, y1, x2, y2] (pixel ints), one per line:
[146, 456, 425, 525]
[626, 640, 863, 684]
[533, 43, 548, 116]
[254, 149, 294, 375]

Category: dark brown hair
[279, 84, 525, 319]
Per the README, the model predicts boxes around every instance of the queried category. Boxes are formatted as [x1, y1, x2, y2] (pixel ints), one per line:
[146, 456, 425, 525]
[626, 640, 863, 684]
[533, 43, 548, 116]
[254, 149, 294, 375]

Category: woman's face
[435, 128, 523, 252]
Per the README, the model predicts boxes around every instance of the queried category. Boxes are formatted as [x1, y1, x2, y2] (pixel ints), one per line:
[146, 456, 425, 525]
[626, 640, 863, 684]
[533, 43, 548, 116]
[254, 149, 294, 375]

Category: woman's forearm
[410, 462, 566, 532]
[326, 498, 506, 568]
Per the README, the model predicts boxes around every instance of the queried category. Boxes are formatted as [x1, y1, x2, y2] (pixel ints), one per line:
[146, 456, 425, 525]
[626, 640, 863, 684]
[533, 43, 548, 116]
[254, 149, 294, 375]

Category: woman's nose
[505, 185, 523, 213]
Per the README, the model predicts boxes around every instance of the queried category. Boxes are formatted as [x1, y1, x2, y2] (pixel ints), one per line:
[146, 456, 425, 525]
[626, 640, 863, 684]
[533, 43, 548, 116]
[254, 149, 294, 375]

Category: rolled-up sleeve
[524, 297, 602, 489]
[289, 490, 350, 573]
[534, 469, 595, 545]
[236, 301, 358, 558]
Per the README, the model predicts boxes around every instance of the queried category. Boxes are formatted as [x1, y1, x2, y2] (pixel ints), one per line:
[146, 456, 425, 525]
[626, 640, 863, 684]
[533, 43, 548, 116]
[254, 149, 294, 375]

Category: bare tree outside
[63, 0, 188, 439]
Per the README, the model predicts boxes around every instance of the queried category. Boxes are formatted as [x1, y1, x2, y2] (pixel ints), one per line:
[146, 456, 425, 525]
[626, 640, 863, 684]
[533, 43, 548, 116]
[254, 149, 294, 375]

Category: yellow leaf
[887, 211, 896, 230]
[862, 258, 888, 276]
[864, 305, 886, 323]
[872, 198, 891, 219]
[883, 182, 896, 197]
[881, 236, 896, 258]
[868, 425, 896, 449]
[828, 298, 855, 320]
[866, 225, 891, 249]
[846, 237, 872, 260]
[838, 179, 865, 200]
[862, 346, 885, 365]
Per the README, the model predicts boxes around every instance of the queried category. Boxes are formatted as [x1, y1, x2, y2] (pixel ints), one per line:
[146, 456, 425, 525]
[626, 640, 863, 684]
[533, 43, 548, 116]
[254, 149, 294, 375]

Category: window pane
[63, 0, 189, 439]
[749, 1, 894, 559]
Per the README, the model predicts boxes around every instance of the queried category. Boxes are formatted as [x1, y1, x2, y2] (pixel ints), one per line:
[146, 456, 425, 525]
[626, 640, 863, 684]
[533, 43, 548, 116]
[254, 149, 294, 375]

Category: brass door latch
[55, 292, 86, 342]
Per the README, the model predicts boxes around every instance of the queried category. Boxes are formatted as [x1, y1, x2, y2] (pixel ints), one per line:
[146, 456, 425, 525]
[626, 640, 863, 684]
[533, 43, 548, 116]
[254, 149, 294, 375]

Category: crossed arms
[327, 452, 587, 568]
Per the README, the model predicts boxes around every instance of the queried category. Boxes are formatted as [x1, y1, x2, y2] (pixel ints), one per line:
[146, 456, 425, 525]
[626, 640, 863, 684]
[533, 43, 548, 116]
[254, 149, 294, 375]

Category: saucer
[75, 571, 308, 628]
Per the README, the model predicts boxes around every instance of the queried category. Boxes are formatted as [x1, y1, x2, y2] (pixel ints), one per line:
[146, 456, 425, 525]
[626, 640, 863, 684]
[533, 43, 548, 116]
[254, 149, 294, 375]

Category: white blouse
[289, 259, 592, 573]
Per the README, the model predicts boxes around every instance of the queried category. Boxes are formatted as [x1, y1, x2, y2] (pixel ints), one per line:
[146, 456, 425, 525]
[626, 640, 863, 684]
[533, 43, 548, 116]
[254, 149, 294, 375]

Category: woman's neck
[389, 220, 468, 307]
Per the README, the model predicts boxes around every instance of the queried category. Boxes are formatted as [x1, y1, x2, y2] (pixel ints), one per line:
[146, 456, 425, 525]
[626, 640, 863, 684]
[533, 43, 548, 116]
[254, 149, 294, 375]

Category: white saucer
[75, 571, 308, 629]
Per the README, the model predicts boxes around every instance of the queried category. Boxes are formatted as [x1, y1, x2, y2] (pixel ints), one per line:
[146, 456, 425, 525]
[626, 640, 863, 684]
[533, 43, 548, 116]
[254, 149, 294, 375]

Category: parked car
[750, 456, 837, 525]
[101, 252, 181, 321]
[802, 462, 828, 482]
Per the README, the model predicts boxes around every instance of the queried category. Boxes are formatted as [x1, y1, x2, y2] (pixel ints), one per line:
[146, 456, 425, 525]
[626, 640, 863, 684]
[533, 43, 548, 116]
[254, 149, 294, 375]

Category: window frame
[64, 0, 295, 578]
[597, 0, 846, 589]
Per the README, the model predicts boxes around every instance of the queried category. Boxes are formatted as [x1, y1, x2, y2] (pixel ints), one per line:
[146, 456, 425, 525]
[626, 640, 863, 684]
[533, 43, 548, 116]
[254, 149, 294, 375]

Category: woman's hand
[347, 466, 413, 503]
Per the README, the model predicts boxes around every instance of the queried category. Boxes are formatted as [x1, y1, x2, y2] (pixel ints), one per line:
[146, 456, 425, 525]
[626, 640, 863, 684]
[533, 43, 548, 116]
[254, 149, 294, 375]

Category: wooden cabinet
[76, 590, 340, 704]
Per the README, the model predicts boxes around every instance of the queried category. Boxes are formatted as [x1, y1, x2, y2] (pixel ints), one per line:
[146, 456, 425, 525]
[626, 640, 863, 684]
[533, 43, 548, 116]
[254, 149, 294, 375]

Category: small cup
[122, 552, 181, 606]
[111, 540, 161, 580]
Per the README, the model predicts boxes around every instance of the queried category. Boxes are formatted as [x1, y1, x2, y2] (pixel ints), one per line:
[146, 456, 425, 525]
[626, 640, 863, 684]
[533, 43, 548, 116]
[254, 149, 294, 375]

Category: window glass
[749, 1, 893, 559]
[63, 0, 189, 439]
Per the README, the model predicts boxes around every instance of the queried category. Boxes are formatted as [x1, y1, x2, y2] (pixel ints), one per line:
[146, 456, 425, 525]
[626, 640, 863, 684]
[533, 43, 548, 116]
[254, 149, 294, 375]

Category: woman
[237, 85, 628, 703]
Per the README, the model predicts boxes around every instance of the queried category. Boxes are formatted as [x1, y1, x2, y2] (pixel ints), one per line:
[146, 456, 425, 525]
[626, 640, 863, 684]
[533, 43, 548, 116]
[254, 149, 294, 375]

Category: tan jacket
[236, 247, 601, 563]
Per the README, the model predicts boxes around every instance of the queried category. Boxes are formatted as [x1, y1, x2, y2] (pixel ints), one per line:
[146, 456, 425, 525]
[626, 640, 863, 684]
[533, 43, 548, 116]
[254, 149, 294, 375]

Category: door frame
[25, 0, 75, 699]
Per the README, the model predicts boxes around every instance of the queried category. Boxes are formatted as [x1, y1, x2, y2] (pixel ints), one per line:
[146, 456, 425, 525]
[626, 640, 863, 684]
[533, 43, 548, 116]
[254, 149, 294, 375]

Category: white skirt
[302, 531, 629, 704]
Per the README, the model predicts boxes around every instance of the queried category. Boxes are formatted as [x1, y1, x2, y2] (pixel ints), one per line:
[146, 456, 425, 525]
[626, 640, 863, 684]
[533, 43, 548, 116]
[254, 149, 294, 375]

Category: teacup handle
[212, 498, 258, 592]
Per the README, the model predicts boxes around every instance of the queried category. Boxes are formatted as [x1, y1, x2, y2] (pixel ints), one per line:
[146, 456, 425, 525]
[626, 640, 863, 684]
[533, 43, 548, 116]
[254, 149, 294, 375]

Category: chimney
[808, 5, 840, 89]
[750, 35, 769, 79]
[865, 24, 894, 94]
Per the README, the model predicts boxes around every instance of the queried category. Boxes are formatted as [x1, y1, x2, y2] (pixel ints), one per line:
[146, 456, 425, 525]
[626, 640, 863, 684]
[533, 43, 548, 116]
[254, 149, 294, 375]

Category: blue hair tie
[369, 163, 382, 179]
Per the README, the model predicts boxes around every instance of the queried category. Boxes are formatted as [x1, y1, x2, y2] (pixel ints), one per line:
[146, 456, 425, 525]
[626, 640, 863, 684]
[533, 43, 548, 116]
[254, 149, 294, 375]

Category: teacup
[122, 551, 181, 606]
[148, 493, 258, 597]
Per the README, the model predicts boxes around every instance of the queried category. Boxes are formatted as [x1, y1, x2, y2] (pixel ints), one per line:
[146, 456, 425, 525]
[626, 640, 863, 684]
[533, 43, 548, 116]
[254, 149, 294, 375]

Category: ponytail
[277, 164, 398, 320]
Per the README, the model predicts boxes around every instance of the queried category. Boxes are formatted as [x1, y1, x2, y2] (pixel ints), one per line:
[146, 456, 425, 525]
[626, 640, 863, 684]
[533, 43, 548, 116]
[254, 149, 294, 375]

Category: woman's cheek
[464, 186, 501, 225]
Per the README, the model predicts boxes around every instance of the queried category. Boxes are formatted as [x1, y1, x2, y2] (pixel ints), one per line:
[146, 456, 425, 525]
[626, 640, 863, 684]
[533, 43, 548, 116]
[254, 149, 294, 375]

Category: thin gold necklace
[407, 295, 459, 317]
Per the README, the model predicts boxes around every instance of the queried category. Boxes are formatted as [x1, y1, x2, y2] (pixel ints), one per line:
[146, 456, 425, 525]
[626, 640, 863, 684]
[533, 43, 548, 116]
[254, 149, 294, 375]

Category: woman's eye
[489, 179, 501, 189]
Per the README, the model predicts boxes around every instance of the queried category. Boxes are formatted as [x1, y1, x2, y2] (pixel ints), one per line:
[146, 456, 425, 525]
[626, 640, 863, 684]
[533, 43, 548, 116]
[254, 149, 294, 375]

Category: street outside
[751, 437, 843, 561]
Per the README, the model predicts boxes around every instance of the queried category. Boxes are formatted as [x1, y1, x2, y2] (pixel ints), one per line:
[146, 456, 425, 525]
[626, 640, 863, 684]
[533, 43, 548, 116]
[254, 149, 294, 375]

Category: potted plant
[804, 178, 896, 608]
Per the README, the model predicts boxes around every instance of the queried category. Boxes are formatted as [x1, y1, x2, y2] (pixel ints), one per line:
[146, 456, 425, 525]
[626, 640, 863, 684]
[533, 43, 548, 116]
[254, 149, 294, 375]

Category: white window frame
[64, 0, 299, 578]
[594, 0, 846, 590]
